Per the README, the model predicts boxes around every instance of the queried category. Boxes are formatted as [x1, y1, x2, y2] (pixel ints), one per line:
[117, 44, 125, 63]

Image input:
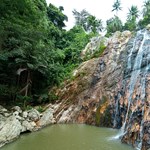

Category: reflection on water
[1, 124, 134, 150]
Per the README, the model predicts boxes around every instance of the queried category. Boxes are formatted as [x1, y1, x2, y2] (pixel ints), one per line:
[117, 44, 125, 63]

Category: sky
[46, 0, 144, 30]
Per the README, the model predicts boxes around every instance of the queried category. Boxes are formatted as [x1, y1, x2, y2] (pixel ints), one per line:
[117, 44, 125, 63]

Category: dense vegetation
[0, 0, 150, 108]
[0, 0, 94, 107]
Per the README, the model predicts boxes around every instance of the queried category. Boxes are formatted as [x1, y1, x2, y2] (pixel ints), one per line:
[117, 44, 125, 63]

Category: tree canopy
[72, 9, 103, 33]
[0, 0, 93, 107]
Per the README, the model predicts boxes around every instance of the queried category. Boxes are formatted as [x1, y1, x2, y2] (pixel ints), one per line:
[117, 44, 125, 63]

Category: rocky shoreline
[0, 105, 58, 148]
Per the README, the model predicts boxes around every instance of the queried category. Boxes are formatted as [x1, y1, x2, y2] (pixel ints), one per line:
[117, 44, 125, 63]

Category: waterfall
[122, 30, 148, 132]
[112, 29, 150, 143]
[127, 31, 141, 70]
[137, 55, 150, 150]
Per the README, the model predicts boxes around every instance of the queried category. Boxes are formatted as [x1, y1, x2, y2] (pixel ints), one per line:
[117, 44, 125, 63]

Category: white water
[127, 31, 141, 70]
[113, 30, 150, 144]
[137, 61, 150, 150]
[123, 30, 148, 132]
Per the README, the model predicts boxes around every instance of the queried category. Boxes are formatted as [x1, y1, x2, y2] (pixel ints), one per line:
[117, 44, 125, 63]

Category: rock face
[51, 29, 150, 150]
[38, 107, 55, 127]
[81, 36, 108, 58]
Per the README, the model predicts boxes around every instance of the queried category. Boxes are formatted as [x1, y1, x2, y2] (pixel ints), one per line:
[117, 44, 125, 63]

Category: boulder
[0, 114, 6, 129]
[0, 116, 22, 147]
[22, 111, 28, 118]
[0, 105, 8, 113]
[12, 106, 22, 114]
[22, 120, 36, 132]
[28, 109, 40, 122]
[38, 108, 55, 127]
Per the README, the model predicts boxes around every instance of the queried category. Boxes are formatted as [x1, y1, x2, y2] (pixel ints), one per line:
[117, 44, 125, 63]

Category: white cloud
[46, 0, 144, 30]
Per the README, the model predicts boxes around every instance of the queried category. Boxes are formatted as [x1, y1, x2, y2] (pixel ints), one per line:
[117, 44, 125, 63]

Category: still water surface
[1, 124, 134, 150]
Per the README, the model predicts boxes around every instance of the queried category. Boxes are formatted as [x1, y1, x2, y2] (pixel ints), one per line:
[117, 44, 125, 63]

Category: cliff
[51, 29, 150, 150]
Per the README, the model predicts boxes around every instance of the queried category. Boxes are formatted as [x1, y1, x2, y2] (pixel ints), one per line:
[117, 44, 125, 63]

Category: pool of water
[1, 124, 134, 150]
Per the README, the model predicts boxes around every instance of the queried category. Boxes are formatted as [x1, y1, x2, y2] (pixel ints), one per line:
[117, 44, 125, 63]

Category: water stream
[112, 30, 150, 148]
[123, 30, 148, 131]
[1, 124, 134, 150]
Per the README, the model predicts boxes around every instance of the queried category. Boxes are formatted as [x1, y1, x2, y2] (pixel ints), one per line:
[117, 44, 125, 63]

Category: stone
[122, 30, 131, 37]
[58, 106, 73, 123]
[22, 111, 28, 118]
[12, 106, 22, 114]
[28, 109, 40, 122]
[146, 24, 150, 30]
[0, 29, 150, 150]
[0, 105, 8, 113]
[22, 120, 35, 132]
[13, 111, 19, 116]
[38, 108, 55, 127]
[3, 113, 10, 117]
[0, 114, 6, 130]
[81, 36, 108, 59]
[0, 116, 22, 148]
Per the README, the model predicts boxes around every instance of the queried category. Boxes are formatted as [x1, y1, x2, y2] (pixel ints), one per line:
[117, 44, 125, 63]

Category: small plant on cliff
[84, 40, 107, 61]
[92, 43, 106, 58]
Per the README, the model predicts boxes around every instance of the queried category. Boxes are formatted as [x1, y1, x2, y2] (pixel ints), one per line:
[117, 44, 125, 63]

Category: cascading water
[137, 41, 150, 150]
[123, 30, 148, 131]
[127, 31, 142, 70]
[137, 66, 148, 150]
[112, 29, 150, 149]
[124, 29, 150, 150]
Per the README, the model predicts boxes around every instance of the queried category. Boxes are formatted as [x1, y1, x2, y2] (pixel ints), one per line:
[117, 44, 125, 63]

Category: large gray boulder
[22, 120, 37, 132]
[28, 109, 40, 121]
[0, 116, 22, 147]
[38, 108, 55, 127]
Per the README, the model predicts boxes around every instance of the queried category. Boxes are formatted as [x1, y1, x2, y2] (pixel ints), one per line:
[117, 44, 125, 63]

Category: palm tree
[112, 0, 122, 15]
[127, 5, 139, 20]
[72, 9, 90, 29]
[138, 0, 150, 28]
[143, 0, 150, 16]
[106, 16, 123, 36]
[86, 15, 103, 33]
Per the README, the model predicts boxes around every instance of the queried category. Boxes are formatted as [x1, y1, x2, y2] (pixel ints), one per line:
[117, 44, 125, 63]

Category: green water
[1, 124, 134, 150]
